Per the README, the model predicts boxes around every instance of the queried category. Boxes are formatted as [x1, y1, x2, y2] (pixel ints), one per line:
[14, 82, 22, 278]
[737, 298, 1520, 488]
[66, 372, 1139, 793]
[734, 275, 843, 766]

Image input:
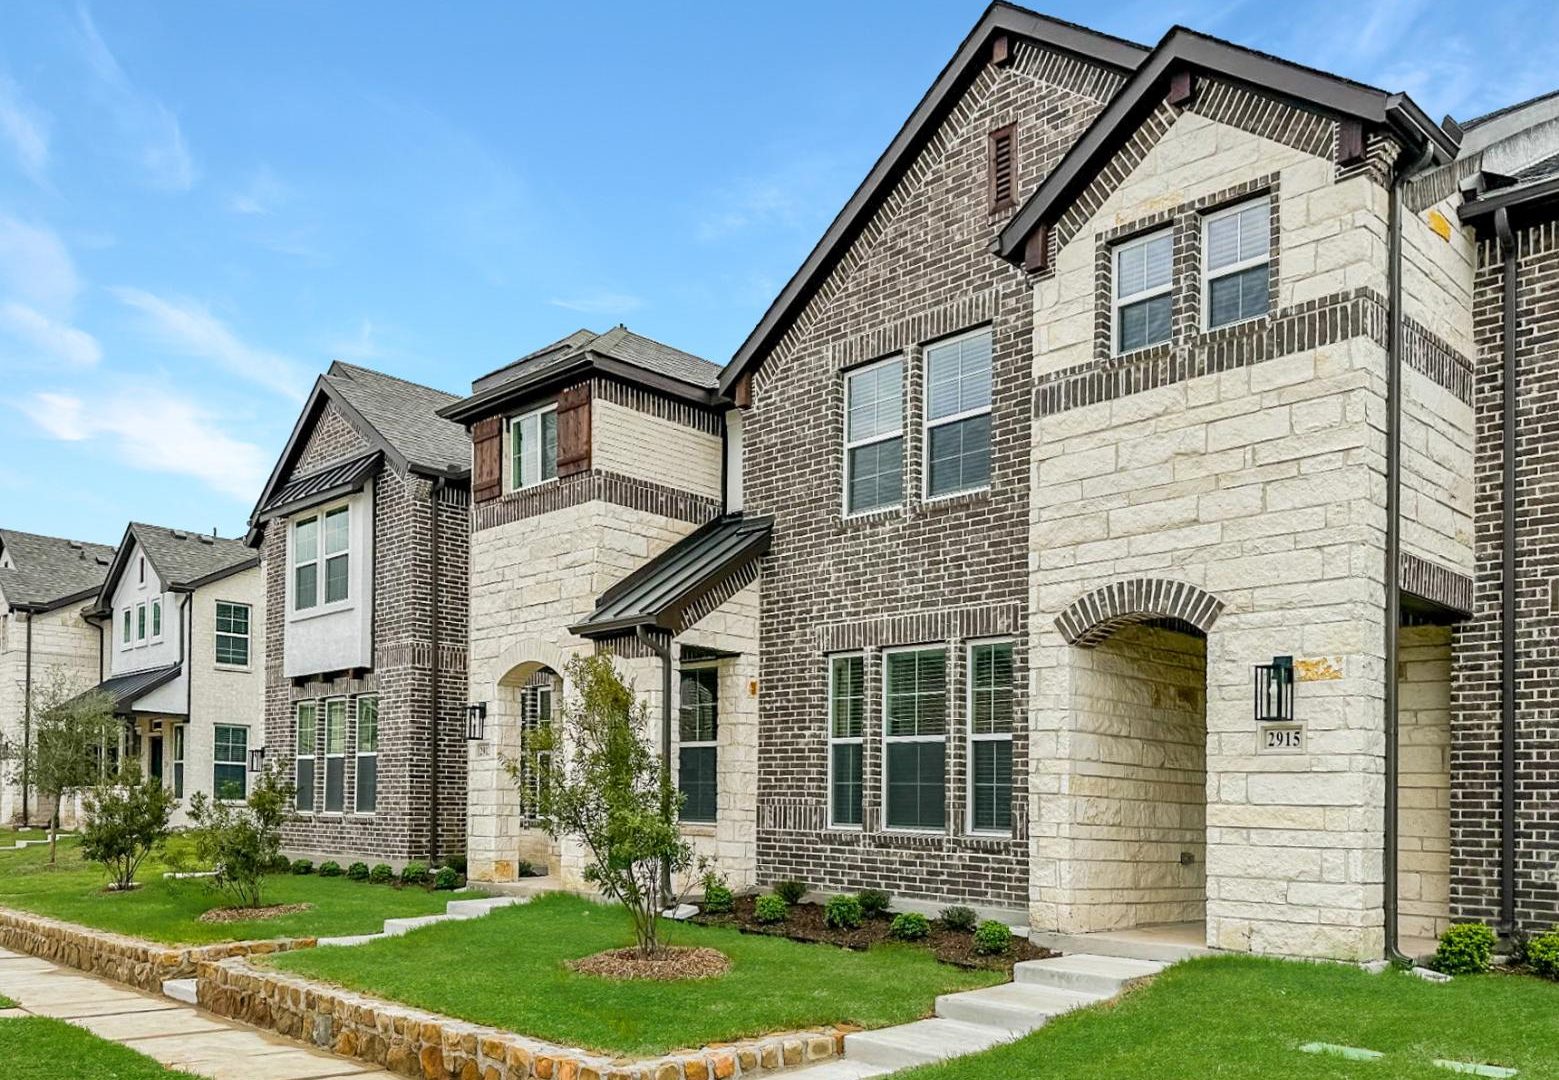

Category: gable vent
[989, 124, 1016, 212]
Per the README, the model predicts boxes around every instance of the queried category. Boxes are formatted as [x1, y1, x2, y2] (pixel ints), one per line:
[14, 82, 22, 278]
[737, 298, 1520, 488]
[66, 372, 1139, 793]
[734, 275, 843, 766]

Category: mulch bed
[693, 896, 1053, 973]
[198, 902, 314, 924]
[570, 945, 731, 981]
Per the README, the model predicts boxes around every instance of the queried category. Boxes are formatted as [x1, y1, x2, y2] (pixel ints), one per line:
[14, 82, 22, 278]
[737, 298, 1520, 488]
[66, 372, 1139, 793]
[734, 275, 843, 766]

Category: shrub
[267, 853, 292, 873]
[754, 894, 788, 924]
[973, 920, 1012, 956]
[824, 893, 864, 930]
[290, 859, 314, 875]
[318, 861, 342, 877]
[445, 853, 468, 876]
[369, 863, 394, 884]
[774, 880, 807, 905]
[346, 862, 369, 881]
[940, 905, 978, 932]
[858, 889, 891, 918]
[1524, 929, 1559, 981]
[433, 866, 460, 891]
[1434, 922, 1496, 975]
[514, 859, 534, 878]
[701, 873, 734, 914]
[400, 862, 429, 886]
[187, 766, 294, 909]
[80, 768, 175, 891]
[890, 912, 931, 941]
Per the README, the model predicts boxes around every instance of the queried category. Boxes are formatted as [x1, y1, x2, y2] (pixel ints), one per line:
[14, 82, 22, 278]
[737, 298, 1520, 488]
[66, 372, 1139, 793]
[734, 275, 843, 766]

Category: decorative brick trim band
[595, 630, 670, 660]
[676, 561, 759, 633]
[815, 602, 1023, 653]
[1188, 78, 1333, 160]
[1405, 154, 1482, 214]
[198, 956, 846, 1080]
[473, 469, 721, 532]
[593, 378, 721, 435]
[1055, 578, 1226, 647]
[1400, 551, 1474, 617]
[1055, 101, 1178, 254]
[1009, 39, 1125, 105]
[829, 290, 998, 369]
[0, 906, 311, 993]
[1402, 316, 1474, 405]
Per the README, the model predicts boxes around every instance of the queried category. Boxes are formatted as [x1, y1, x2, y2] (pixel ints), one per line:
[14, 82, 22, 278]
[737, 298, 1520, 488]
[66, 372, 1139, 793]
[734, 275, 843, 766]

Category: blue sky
[2, 1, 1555, 545]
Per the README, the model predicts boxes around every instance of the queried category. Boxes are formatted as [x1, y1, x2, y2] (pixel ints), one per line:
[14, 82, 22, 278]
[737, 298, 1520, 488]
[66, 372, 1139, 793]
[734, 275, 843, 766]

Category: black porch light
[1254, 655, 1295, 722]
[248, 747, 266, 773]
[466, 702, 488, 741]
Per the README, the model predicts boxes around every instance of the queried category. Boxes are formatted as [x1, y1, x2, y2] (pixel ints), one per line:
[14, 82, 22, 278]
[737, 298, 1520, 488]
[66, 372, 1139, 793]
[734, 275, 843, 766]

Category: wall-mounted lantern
[1253, 655, 1295, 722]
[248, 747, 266, 773]
[466, 702, 488, 741]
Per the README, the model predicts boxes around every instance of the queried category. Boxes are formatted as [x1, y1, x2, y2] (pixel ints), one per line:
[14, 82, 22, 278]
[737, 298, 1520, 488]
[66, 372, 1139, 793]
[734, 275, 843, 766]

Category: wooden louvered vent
[989, 124, 1016, 212]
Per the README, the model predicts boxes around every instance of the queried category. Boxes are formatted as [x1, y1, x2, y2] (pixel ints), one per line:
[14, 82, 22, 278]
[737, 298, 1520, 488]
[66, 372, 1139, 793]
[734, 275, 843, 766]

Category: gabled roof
[996, 26, 1457, 264]
[93, 523, 257, 612]
[719, 2, 1150, 395]
[0, 528, 116, 612]
[570, 513, 772, 639]
[441, 326, 722, 425]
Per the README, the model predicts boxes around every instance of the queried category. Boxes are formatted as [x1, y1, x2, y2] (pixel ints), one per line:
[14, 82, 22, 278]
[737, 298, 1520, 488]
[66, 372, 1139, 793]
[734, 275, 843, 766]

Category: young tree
[7, 672, 122, 864]
[80, 764, 176, 890]
[506, 653, 694, 958]
[187, 765, 293, 909]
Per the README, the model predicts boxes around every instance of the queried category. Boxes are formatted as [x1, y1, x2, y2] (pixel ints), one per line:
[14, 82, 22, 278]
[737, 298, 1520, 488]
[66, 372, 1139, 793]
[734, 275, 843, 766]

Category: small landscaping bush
[973, 920, 1011, 956]
[369, 863, 394, 884]
[858, 888, 891, 918]
[346, 861, 369, 881]
[187, 766, 293, 909]
[433, 866, 460, 891]
[824, 893, 863, 930]
[80, 768, 175, 891]
[1525, 928, 1559, 981]
[701, 873, 734, 914]
[1434, 922, 1496, 975]
[754, 894, 788, 924]
[290, 858, 314, 875]
[446, 853, 468, 876]
[774, 879, 807, 905]
[890, 912, 931, 941]
[318, 860, 342, 877]
[940, 905, 978, 932]
[400, 862, 429, 886]
[267, 853, 291, 873]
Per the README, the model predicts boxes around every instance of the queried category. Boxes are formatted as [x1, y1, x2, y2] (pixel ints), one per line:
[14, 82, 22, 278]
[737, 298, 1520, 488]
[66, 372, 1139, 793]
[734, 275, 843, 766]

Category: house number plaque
[1258, 722, 1305, 755]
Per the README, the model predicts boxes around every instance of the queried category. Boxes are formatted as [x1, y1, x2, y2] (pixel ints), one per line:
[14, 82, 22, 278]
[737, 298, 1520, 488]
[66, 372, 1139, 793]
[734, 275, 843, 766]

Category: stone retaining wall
[199, 956, 846, 1080]
[0, 906, 312, 993]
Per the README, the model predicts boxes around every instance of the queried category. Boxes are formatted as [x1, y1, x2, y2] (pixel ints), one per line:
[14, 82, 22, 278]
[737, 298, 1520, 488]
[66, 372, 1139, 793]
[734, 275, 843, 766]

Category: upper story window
[215, 601, 251, 666]
[292, 506, 350, 612]
[509, 405, 558, 491]
[1113, 229, 1173, 354]
[150, 597, 162, 640]
[925, 329, 993, 498]
[136, 601, 147, 643]
[844, 357, 903, 515]
[1203, 199, 1271, 329]
[138, 557, 145, 586]
[122, 608, 131, 646]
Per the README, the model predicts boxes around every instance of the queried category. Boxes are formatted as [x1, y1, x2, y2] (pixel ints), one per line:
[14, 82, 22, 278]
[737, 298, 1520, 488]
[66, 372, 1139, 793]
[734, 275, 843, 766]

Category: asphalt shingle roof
[0, 529, 116, 610]
[471, 326, 721, 398]
[129, 524, 255, 588]
[325, 362, 470, 473]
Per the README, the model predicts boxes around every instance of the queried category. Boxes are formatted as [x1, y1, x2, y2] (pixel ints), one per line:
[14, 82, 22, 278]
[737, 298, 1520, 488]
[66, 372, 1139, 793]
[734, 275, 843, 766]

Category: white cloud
[0, 302, 100, 367]
[22, 388, 269, 501]
[76, 5, 195, 191]
[547, 292, 645, 316]
[111, 286, 309, 401]
[227, 166, 290, 216]
[0, 214, 81, 312]
[0, 75, 49, 182]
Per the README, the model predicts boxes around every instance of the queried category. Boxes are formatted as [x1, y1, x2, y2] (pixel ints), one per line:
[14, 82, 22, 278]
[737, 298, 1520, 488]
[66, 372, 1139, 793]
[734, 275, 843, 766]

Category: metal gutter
[1495, 206, 1519, 938]
[428, 477, 445, 864]
[21, 612, 32, 826]
[1459, 175, 1559, 223]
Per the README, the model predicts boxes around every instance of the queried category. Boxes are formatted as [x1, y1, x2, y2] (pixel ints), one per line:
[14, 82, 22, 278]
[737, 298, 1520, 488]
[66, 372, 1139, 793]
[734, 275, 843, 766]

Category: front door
[148, 735, 163, 785]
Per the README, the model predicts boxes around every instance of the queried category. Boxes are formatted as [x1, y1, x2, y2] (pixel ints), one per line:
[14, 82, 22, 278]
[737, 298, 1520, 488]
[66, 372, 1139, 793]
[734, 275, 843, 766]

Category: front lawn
[900, 954, 1559, 1080]
[1, 1017, 202, 1079]
[0, 835, 477, 946]
[271, 892, 1002, 1056]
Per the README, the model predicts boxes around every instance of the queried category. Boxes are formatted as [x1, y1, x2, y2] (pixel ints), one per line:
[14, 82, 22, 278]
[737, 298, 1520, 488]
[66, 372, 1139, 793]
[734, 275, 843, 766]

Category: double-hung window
[1114, 229, 1173, 354]
[122, 608, 131, 647]
[136, 602, 147, 643]
[844, 358, 904, 515]
[509, 405, 558, 491]
[1203, 199, 1270, 329]
[323, 507, 350, 604]
[292, 507, 350, 611]
[925, 329, 993, 497]
[355, 695, 378, 813]
[678, 667, 719, 823]
[293, 515, 319, 611]
[171, 724, 186, 799]
[150, 597, 162, 640]
[295, 702, 317, 812]
[884, 647, 947, 830]
[828, 654, 865, 828]
[515, 681, 552, 820]
[968, 641, 1015, 834]
[213, 725, 247, 801]
[324, 698, 347, 813]
[215, 601, 250, 666]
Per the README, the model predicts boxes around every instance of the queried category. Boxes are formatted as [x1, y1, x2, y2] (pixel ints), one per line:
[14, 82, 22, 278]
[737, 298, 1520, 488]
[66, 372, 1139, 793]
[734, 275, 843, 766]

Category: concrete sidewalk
[0, 945, 394, 1080]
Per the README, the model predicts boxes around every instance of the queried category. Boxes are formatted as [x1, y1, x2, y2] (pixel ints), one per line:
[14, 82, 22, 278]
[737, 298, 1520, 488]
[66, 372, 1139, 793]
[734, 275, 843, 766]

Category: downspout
[21, 610, 33, 826]
[1495, 206, 1519, 938]
[635, 624, 674, 899]
[428, 477, 445, 865]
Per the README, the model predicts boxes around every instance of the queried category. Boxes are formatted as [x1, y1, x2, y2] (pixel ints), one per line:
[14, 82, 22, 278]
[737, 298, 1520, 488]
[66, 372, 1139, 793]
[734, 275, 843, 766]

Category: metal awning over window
[256, 451, 382, 523]
[72, 664, 183, 714]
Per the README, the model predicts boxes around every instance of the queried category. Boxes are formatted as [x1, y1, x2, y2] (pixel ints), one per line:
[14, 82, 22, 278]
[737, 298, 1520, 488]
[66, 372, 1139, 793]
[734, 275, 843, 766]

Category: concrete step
[1014, 953, 1166, 996]
[844, 1018, 1017, 1070]
[314, 933, 380, 948]
[380, 914, 450, 936]
[445, 896, 527, 919]
[1029, 929, 1213, 964]
[774, 1061, 889, 1079]
[933, 982, 1101, 1033]
[161, 978, 197, 1004]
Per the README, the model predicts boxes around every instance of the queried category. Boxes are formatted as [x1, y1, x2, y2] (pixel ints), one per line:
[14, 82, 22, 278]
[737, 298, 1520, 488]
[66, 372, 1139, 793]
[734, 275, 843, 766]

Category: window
[150, 597, 162, 640]
[138, 557, 145, 585]
[215, 602, 251, 666]
[1114, 229, 1173, 354]
[1203, 199, 1271, 329]
[171, 724, 186, 800]
[295, 702, 317, 812]
[678, 666, 719, 823]
[828, 654, 865, 828]
[844, 358, 904, 514]
[989, 124, 1016, 211]
[355, 695, 378, 814]
[122, 608, 131, 646]
[517, 681, 553, 821]
[323, 507, 350, 604]
[324, 699, 347, 813]
[136, 602, 147, 643]
[293, 507, 349, 610]
[293, 515, 319, 611]
[509, 405, 558, 491]
[925, 330, 993, 497]
[213, 725, 248, 801]
[968, 641, 1015, 834]
[884, 647, 947, 830]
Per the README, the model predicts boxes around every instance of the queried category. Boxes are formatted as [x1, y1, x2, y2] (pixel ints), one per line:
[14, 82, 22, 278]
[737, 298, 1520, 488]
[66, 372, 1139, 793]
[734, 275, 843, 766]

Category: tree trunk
[48, 806, 59, 864]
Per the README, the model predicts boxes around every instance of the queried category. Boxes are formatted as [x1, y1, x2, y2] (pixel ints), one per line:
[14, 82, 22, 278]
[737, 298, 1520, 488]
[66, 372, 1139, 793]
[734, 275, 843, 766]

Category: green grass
[0, 1017, 202, 1079]
[271, 892, 1001, 1056]
[899, 954, 1559, 1080]
[0, 835, 477, 946]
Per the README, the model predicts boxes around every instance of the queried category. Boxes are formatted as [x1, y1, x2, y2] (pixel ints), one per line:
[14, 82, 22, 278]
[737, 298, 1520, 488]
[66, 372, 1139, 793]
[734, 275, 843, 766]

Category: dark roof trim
[170, 555, 262, 594]
[9, 584, 104, 616]
[996, 28, 1457, 263]
[719, 2, 1148, 394]
[1458, 174, 1559, 225]
[255, 451, 383, 524]
[440, 351, 720, 426]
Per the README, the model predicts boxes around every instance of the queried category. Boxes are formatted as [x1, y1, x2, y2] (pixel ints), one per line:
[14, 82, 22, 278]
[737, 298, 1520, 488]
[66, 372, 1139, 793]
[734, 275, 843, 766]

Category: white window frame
[171, 723, 186, 800]
[507, 403, 558, 493]
[922, 327, 994, 502]
[516, 679, 553, 823]
[323, 696, 348, 815]
[295, 701, 317, 814]
[965, 637, 1015, 837]
[842, 355, 905, 518]
[1112, 228, 1174, 357]
[354, 694, 378, 815]
[291, 503, 351, 613]
[121, 607, 132, 648]
[135, 601, 147, 645]
[150, 596, 163, 643]
[1201, 198, 1271, 332]
[212, 724, 248, 802]
[214, 600, 251, 668]
[676, 663, 720, 825]
[880, 644, 949, 835]
[826, 652, 866, 830]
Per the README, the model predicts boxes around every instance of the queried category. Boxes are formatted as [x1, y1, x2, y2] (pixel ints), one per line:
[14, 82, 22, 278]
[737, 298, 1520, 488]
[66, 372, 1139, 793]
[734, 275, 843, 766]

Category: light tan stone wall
[592, 399, 723, 501]
[1397, 623, 1451, 943]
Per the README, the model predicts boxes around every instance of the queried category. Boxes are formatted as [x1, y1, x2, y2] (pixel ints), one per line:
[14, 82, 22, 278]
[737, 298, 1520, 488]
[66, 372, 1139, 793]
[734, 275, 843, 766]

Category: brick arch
[1055, 578, 1225, 648]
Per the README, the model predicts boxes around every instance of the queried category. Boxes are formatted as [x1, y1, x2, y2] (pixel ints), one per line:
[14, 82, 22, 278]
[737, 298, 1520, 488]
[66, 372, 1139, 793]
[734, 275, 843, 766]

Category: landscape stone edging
[198, 955, 848, 1080]
[0, 905, 313, 993]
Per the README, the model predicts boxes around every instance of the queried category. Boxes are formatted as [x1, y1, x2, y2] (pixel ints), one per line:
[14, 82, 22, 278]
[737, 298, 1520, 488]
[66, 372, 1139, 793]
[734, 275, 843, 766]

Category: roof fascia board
[1459, 175, 1559, 223]
[91, 523, 140, 613]
[440, 353, 718, 425]
[170, 555, 262, 593]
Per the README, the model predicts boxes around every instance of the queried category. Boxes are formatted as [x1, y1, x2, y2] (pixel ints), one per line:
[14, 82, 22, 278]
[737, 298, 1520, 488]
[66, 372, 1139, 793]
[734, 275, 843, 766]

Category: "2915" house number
[1258, 722, 1305, 755]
